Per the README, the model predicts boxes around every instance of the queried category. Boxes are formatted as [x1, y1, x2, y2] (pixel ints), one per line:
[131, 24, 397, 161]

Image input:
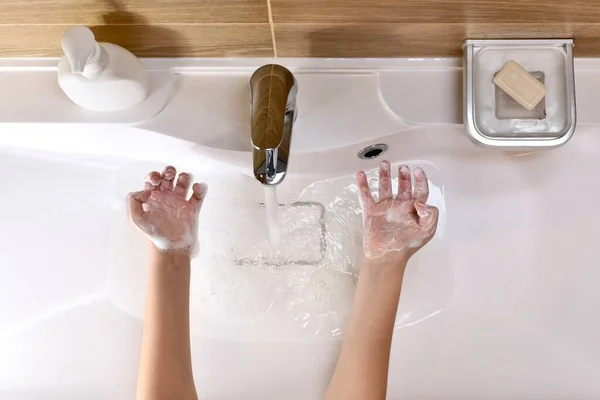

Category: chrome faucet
[249, 64, 298, 185]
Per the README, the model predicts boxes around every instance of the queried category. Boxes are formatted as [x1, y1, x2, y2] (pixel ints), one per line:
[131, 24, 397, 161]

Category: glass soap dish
[462, 39, 576, 149]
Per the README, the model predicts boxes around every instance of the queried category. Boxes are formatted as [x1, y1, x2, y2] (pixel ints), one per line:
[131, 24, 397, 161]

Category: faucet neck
[249, 64, 297, 186]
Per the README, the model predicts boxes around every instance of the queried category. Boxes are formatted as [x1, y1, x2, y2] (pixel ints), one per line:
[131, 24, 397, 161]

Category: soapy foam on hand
[359, 163, 438, 260]
[146, 229, 198, 253]
[362, 199, 436, 259]
[363, 215, 434, 259]
[135, 189, 200, 254]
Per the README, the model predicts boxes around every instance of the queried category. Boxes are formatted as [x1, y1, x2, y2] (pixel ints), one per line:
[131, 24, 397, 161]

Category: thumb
[127, 190, 151, 224]
[415, 202, 439, 227]
[189, 183, 208, 213]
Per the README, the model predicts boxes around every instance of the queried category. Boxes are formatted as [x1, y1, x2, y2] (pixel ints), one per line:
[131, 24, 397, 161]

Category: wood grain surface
[275, 23, 600, 58]
[0, 24, 274, 57]
[271, 0, 600, 24]
[2, 0, 600, 57]
[0, 0, 268, 24]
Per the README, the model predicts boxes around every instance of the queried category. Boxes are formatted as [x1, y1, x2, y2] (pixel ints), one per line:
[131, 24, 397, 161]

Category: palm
[358, 162, 439, 260]
[127, 166, 208, 253]
[140, 190, 198, 245]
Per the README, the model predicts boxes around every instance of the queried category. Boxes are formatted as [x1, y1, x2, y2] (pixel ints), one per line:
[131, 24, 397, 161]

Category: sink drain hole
[357, 144, 388, 160]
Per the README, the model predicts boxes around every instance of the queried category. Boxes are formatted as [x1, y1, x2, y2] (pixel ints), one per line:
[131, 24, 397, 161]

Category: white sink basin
[2, 58, 600, 399]
[106, 156, 448, 342]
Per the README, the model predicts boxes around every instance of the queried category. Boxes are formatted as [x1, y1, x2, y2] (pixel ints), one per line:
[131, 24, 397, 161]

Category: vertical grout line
[266, 0, 278, 57]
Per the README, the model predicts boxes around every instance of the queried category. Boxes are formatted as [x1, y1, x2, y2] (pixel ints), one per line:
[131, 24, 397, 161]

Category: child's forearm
[325, 257, 407, 400]
[137, 247, 197, 400]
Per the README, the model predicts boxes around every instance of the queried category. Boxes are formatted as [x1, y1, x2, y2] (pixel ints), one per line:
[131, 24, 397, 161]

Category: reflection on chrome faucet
[249, 64, 298, 185]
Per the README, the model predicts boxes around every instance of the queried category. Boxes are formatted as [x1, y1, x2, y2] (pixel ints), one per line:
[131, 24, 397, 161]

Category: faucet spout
[249, 64, 297, 186]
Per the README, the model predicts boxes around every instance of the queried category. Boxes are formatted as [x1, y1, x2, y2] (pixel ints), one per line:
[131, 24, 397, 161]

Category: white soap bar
[493, 60, 548, 111]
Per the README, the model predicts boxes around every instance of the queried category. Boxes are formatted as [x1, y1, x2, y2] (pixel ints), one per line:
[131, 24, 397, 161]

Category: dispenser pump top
[61, 26, 108, 78]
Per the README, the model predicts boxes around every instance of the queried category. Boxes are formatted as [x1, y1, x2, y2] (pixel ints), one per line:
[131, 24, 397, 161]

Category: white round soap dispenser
[58, 26, 149, 112]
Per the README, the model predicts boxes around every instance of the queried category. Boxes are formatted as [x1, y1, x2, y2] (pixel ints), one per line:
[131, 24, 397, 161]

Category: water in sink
[107, 162, 450, 341]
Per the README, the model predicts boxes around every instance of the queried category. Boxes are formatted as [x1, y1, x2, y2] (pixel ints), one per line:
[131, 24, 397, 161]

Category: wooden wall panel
[0, 0, 273, 57]
[275, 23, 600, 58]
[2, 0, 600, 57]
[0, 24, 274, 57]
[0, 0, 268, 24]
[270, 0, 600, 24]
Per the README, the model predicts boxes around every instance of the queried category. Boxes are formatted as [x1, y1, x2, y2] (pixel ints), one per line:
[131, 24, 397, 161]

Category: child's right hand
[127, 166, 208, 254]
[357, 161, 439, 265]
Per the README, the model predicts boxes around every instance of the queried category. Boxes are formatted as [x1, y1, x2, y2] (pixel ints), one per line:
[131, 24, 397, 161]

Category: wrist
[362, 252, 409, 273]
[149, 245, 191, 267]
[360, 252, 408, 286]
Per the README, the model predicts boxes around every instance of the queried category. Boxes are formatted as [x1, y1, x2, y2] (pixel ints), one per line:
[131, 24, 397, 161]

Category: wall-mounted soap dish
[463, 39, 576, 150]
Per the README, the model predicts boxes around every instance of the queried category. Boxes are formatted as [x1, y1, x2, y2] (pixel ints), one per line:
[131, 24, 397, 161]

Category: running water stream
[264, 186, 280, 246]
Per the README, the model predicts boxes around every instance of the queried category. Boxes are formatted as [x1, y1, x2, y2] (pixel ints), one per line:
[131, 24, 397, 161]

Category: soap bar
[493, 60, 548, 111]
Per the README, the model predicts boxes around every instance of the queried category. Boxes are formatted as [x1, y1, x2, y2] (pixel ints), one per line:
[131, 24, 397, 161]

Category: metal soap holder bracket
[462, 39, 576, 150]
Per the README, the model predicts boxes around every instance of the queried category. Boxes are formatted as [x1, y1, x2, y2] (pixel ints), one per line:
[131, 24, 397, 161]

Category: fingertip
[379, 162, 391, 181]
[413, 167, 430, 203]
[378, 160, 393, 200]
[190, 182, 208, 210]
[357, 171, 369, 187]
[175, 172, 192, 194]
[160, 165, 177, 190]
[357, 171, 375, 208]
[380, 160, 391, 172]
[414, 167, 425, 180]
[357, 171, 369, 188]
[163, 165, 176, 179]
[397, 165, 412, 200]
[145, 171, 161, 186]
[193, 182, 208, 196]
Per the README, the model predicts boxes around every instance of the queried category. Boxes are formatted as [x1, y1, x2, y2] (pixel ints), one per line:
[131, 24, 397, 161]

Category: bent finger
[357, 171, 375, 211]
[160, 165, 176, 191]
[144, 171, 161, 191]
[175, 172, 192, 196]
[189, 182, 208, 211]
[398, 165, 412, 201]
[413, 167, 430, 203]
[127, 190, 151, 222]
[378, 160, 393, 201]
[415, 202, 439, 229]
